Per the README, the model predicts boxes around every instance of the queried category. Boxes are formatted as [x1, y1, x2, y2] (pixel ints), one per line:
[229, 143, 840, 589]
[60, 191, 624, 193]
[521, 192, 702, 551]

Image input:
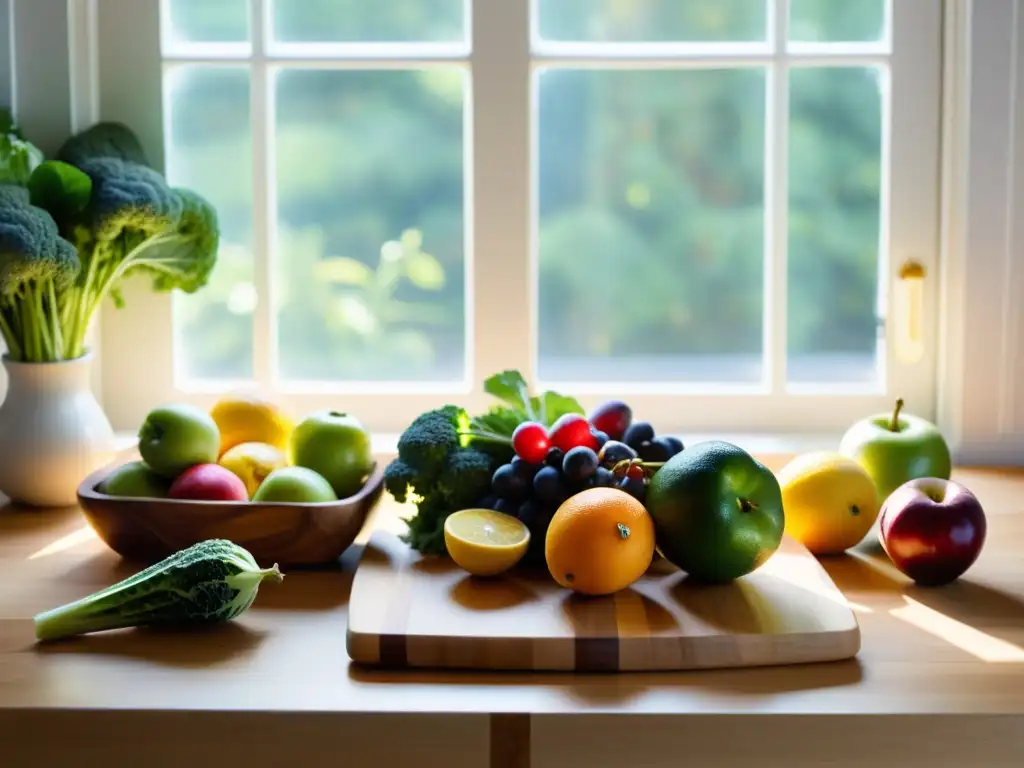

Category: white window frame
[17, 0, 944, 440]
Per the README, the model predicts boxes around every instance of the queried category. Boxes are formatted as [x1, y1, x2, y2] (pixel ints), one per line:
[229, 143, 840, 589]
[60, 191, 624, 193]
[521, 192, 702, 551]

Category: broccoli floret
[395, 405, 463, 475]
[56, 121, 151, 168]
[122, 187, 219, 297]
[77, 156, 183, 243]
[0, 184, 81, 361]
[439, 448, 495, 509]
[382, 458, 418, 504]
[385, 404, 508, 555]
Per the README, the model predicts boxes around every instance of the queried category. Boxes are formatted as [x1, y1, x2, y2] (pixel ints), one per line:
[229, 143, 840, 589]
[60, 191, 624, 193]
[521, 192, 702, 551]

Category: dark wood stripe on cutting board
[377, 543, 417, 667]
[490, 714, 531, 768]
[571, 594, 621, 671]
[378, 633, 407, 667]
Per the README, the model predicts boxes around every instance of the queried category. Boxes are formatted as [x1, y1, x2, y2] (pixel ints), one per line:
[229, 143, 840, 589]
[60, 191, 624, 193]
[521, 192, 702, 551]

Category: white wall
[937, 0, 1024, 465]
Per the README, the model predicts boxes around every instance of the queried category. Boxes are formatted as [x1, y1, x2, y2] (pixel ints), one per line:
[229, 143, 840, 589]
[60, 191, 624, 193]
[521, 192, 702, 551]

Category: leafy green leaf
[482, 370, 536, 419]
[531, 390, 585, 426]
[480, 370, 585, 427]
[470, 406, 525, 439]
[313, 256, 373, 286]
[0, 109, 44, 187]
[27, 160, 93, 220]
[404, 250, 445, 291]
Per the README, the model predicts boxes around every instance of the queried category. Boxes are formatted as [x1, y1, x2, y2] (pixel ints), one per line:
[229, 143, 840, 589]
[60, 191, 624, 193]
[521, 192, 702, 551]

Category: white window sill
[113, 430, 841, 465]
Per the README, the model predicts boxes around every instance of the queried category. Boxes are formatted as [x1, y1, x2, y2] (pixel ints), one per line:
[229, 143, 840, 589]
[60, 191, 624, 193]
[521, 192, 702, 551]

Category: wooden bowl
[76, 456, 386, 568]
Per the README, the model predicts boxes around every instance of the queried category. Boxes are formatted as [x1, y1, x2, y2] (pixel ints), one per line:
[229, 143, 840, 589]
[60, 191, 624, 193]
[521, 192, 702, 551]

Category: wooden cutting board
[346, 530, 861, 672]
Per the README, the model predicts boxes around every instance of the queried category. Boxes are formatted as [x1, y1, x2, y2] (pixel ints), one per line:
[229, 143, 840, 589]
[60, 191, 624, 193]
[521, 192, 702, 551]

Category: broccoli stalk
[0, 185, 81, 362]
[34, 539, 283, 642]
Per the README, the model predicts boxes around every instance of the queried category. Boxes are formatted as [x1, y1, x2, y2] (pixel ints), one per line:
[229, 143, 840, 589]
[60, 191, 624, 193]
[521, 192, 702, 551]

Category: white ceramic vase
[0, 353, 117, 508]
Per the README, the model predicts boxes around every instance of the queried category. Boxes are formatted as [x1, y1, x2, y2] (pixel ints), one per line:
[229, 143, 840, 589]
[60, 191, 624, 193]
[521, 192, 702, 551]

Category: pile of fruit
[479, 406, 684, 565]
[779, 397, 987, 587]
[98, 397, 375, 504]
[385, 371, 787, 593]
[387, 372, 989, 595]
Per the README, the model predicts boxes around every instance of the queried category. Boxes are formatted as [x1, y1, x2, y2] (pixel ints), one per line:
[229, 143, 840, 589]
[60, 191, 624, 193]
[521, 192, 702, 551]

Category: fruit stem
[617, 523, 630, 539]
[610, 458, 664, 477]
[737, 498, 758, 513]
[889, 398, 904, 432]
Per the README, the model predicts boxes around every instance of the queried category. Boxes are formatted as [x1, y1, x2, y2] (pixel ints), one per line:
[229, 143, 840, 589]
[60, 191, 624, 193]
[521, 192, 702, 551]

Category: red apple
[169, 463, 249, 502]
[878, 477, 987, 586]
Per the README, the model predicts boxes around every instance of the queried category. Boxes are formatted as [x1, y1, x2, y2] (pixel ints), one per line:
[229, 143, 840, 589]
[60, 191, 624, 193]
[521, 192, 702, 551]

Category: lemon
[776, 451, 881, 555]
[443, 509, 531, 577]
[219, 442, 289, 498]
[210, 395, 293, 458]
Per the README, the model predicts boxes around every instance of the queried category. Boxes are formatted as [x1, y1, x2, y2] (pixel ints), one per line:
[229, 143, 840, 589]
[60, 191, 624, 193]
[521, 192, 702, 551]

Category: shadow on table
[33, 621, 267, 668]
[820, 543, 1024, 654]
[346, 657, 865, 706]
[249, 543, 364, 612]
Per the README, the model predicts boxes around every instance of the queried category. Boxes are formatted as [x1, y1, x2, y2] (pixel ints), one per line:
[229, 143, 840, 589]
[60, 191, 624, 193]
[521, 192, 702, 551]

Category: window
[91, 0, 941, 437]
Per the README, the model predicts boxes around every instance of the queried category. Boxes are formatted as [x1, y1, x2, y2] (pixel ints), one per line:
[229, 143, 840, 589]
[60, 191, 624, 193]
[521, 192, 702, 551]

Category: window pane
[165, 0, 249, 44]
[788, 67, 883, 385]
[274, 70, 466, 383]
[537, 0, 766, 43]
[788, 0, 887, 43]
[537, 68, 766, 384]
[271, 0, 464, 43]
[165, 66, 254, 382]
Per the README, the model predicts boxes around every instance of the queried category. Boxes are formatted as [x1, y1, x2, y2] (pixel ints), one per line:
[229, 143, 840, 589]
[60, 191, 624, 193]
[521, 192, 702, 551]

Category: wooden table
[3, 465, 1024, 767]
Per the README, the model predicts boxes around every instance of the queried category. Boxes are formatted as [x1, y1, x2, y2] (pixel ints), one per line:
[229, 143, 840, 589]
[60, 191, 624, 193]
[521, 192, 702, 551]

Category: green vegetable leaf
[481, 370, 584, 426]
[313, 256, 374, 286]
[470, 406, 525, 439]
[483, 370, 536, 420]
[27, 160, 93, 221]
[404, 250, 445, 291]
[0, 109, 44, 186]
[531, 390, 585, 425]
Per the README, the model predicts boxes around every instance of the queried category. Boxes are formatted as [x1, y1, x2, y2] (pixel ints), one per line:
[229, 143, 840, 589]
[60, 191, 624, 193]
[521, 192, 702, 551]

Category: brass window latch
[893, 259, 926, 365]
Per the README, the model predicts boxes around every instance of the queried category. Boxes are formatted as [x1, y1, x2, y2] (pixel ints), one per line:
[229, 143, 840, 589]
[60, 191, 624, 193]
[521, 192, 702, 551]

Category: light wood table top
[3, 464, 1024, 767]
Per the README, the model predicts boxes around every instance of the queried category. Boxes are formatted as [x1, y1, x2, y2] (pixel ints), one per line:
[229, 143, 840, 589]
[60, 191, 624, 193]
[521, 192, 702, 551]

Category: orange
[776, 451, 881, 555]
[544, 487, 655, 596]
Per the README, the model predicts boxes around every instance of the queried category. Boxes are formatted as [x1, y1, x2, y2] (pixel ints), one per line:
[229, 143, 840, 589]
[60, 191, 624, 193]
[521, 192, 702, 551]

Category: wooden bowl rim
[77, 458, 385, 510]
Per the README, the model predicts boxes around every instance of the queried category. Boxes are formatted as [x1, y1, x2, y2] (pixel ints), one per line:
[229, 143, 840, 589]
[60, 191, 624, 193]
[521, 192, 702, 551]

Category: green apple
[289, 410, 374, 499]
[252, 467, 338, 503]
[838, 398, 952, 503]
[138, 403, 221, 479]
[645, 441, 785, 583]
[98, 460, 172, 499]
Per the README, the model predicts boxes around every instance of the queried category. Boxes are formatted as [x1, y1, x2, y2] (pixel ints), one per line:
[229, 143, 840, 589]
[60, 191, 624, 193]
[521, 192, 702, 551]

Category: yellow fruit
[219, 442, 289, 499]
[444, 508, 531, 577]
[545, 487, 655, 596]
[776, 450, 881, 555]
[210, 395, 293, 457]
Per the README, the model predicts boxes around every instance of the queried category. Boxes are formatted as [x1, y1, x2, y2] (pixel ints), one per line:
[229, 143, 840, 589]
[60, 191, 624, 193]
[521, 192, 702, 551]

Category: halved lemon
[443, 508, 531, 577]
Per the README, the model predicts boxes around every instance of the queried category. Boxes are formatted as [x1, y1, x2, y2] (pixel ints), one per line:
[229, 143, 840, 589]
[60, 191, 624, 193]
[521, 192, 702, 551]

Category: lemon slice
[443, 508, 531, 577]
